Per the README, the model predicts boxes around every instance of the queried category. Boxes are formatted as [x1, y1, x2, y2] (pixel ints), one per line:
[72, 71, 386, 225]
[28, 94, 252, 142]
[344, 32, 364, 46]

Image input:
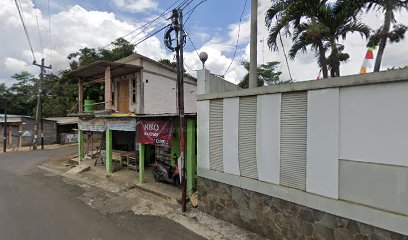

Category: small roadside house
[0, 114, 57, 148]
[45, 117, 78, 144]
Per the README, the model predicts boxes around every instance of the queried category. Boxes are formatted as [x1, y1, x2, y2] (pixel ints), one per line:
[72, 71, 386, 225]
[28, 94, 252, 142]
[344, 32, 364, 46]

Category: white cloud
[255, 0, 408, 81]
[4, 58, 29, 72]
[113, 0, 158, 12]
[1, 0, 407, 87]
[0, 0, 160, 85]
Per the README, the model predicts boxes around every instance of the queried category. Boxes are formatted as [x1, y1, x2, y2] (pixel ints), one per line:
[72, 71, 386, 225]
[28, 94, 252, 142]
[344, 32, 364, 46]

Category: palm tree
[349, 0, 408, 71]
[285, 2, 370, 77]
[265, 0, 330, 78]
[318, 3, 371, 76]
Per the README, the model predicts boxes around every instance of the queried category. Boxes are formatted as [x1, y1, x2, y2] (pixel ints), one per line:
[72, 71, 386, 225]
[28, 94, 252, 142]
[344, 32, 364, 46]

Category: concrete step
[66, 163, 91, 174]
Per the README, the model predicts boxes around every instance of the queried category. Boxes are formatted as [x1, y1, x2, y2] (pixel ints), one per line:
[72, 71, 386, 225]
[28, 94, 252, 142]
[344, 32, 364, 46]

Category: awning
[68, 61, 142, 81]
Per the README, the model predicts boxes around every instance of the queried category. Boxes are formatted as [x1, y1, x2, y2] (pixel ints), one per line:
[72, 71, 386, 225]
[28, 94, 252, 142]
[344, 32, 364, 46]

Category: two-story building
[69, 53, 197, 190]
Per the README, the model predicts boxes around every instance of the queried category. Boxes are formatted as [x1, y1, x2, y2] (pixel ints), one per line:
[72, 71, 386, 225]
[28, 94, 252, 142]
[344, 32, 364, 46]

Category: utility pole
[178, 9, 187, 213]
[40, 92, 44, 149]
[249, 0, 258, 88]
[165, 8, 187, 212]
[32, 58, 51, 150]
[260, 38, 265, 64]
[3, 102, 7, 153]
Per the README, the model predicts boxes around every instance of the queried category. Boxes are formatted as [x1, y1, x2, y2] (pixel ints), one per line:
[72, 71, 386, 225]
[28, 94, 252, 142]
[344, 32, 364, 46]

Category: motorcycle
[152, 154, 180, 188]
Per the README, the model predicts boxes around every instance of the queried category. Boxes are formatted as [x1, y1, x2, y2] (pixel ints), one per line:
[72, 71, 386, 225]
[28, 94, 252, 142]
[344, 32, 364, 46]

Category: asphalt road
[0, 147, 205, 240]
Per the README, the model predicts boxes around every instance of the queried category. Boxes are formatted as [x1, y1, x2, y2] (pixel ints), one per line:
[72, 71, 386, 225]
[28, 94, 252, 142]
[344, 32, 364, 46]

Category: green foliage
[2, 72, 38, 115]
[342, 0, 408, 71]
[158, 59, 178, 69]
[41, 73, 78, 117]
[68, 37, 135, 69]
[265, 0, 330, 78]
[368, 24, 407, 47]
[2, 38, 135, 117]
[0, 83, 11, 111]
[158, 58, 188, 73]
[266, 0, 370, 78]
[238, 61, 288, 89]
[67, 37, 136, 103]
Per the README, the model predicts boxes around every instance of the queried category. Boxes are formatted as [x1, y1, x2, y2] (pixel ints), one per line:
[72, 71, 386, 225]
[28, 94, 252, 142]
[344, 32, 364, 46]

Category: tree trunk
[374, 8, 392, 72]
[318, 41, 329, 78]
[311, 16, 328, 78]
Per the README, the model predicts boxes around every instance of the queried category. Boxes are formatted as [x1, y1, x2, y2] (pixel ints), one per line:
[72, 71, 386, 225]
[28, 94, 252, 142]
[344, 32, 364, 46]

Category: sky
[0, 0, 408, 87]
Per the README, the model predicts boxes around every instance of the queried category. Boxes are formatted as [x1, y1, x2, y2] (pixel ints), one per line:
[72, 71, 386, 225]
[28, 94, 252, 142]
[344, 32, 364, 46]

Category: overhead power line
[278, 31, 293, 81]
[132, 24, 170, 47]
[184, 0, 208, 24]
[35, 8, 44, 58]
[127, 0, 197, 49]
[102, 0, 181, 49]
[180, 0, 194, 10]
[275, 15, 293, 81]
[223, 0, 248, 77]
[15, 0, 36, 62]
[48, 0, 53, 65]
[184, 28, 200, 58]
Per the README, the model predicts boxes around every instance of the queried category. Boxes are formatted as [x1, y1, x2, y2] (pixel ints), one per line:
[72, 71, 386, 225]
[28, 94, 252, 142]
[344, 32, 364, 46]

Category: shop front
[77, 114, 197, 196]
[136, 115, 197, 196]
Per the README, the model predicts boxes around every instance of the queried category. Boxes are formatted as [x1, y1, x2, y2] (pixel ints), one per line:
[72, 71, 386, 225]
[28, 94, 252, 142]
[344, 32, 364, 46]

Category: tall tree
[158, 59, 178, 69]
[0, 83, 10, 112]
[1, 38, 136, 117]
[6, 72, 38, 116]
[238, 61, 287, 89]
[361, 0, 408, 71]
[66, 37, 136, 105]
[67, 37, 136, 70]
[265, 0, 330, 78]
[293, 2, 370, 77]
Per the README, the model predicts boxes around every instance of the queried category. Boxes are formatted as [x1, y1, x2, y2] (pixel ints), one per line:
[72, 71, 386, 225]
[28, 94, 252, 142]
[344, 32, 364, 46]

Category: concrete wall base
[198, 177, 408, 240]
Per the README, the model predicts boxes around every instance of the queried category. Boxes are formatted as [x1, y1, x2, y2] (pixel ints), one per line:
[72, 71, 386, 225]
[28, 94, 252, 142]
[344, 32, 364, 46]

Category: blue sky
[1, 0, 407, 86]
[34, 0, 251, 57]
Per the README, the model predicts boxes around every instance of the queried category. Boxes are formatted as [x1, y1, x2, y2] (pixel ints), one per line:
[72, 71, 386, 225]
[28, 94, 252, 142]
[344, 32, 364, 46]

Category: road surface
[0, 147, 205, 240]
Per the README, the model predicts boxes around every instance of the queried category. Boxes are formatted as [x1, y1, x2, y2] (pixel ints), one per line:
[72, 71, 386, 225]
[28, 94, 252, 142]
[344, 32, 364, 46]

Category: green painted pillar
[106, 129, 113, 175]
[78, 129, 83, 163]
[139, 144, 145, 184]
[186, 119, 196, 196]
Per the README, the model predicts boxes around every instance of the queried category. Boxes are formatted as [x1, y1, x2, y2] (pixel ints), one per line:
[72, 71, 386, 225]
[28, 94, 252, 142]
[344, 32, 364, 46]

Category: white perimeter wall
[256, 94, 281, 184]
[197, 100, 210, 169]
[222, 98, 240, 175]
[197, 80, 408, 235]
[339, 82, 408, 167]
[306, 88, 339, 199]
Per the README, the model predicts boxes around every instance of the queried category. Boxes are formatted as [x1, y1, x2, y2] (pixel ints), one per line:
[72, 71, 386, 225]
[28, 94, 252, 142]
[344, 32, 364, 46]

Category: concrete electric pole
[3, 102, 7, 153]
[164, 8, 187, 212]
[249, 0, 258, 88]
[32, 58, 52, 150]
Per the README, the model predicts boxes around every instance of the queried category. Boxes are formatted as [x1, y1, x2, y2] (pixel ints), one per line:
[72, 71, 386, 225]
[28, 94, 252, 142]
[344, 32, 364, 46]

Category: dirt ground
[37, 145, 266, 240]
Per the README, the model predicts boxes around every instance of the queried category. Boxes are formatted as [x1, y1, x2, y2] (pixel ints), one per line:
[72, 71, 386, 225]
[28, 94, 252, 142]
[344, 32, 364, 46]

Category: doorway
[117, 80, 129, 113]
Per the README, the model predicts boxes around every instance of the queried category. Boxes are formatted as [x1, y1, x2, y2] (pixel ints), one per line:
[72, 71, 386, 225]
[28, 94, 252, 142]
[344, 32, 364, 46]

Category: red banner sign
[136, 119, 172, 147]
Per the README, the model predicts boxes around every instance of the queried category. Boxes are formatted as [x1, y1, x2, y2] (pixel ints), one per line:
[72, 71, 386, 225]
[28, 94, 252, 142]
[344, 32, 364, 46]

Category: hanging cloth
[360, 47, 375, 74]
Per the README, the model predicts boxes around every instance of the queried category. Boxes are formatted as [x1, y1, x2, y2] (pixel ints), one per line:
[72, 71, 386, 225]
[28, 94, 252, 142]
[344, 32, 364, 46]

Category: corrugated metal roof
[45, 117, 78, 125]
[68, 61, 142, 81]
[136, 113, 197, 118]
[0, 115, 57, 124]
[93, 113, 197, 118]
